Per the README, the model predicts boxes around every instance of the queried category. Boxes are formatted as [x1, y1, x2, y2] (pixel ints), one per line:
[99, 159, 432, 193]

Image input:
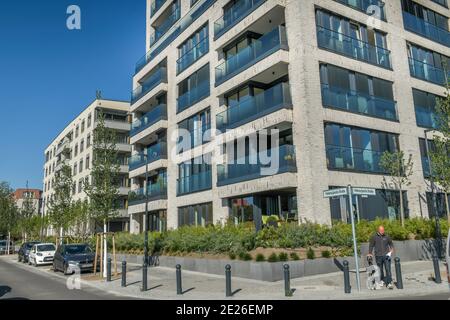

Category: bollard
[141, 261, 148, 291]
[283, 264, 292, 297]
[107, 258, 112, 282]
[394, 257, 403, 289]
[176, 264, 182, 295]
[432, 256, 442, 284]
[225, 264, 232, 297]
[121, 261, 127, 287]
[343, 260, 351, 294]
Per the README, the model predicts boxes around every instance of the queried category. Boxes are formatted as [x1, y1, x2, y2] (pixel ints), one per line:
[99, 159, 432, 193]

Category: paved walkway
[79, 260, 450, 300]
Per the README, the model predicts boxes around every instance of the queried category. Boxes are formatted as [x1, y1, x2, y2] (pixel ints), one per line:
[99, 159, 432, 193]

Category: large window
[325, 123, 399, 173]
[413, 89, 441, 129]
[402, 0, 449, 31]
[177, 154, 212, 195]
[178, 203, 213, 227]
[177, 108, 211, 152]
[177, 63, 210, 112]
[177, 24, 209, 74]
[426, 192, 449, 218]
[407, 42, 450, 85]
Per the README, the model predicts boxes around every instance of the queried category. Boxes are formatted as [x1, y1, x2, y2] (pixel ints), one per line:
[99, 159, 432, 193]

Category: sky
[0, 0, 145, 190]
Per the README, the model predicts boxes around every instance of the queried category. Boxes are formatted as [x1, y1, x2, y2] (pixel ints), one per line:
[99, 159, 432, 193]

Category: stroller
[366, 256, 383, 290]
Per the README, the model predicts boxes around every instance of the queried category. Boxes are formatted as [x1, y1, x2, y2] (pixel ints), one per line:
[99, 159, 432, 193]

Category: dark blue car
[53, 244, 97, 275]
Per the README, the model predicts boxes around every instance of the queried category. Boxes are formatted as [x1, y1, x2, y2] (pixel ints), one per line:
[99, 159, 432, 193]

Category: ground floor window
[330, 187, 409, 223]
[147, 210, 167, 232]
[178, 202, 213, 227]
[426, 192, 449, 218]
[108, 219, 129, 233]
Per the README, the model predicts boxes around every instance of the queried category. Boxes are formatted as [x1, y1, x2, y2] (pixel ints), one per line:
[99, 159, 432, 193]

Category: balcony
[326, 145, 389, 174]
[151, 0, 167, 17]
[214, 0, 266, 39]
[177, 80, 210, 113]
[177, 171, 212, 195]
[177, 36, 209, 74]
[317, 25, 391, 69]
[135, 0, 216, 74]
[215, 26, 288, 86]
[130, 104, 167, 137]
[403, 12, 450, 47]
[129, 142, 167, 171]
[415, 105, 439, 129]
[178, 123, 211, 152]
[408, 58, 449, 86]
[131, 67, 167, 105]
[217, 144, 297, 186]
[150, 6, 181, 47]
[128, 181, 167, 206]
[56, 140, 70, 156]
[217, 82, 292, 131]
[321, 84, 398, 121]
[335, 0, 385, 20]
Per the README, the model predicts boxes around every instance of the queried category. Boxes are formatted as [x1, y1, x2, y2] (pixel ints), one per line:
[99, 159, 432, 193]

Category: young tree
[70, 199, 91, 242]
[380, 151, 414, 227]
[84, 109, 120, 276]
[430, 84, 450, 221]
[47, 164, 74, 244]
[18, 189, 36, 240]
[0, 182, 19, 240]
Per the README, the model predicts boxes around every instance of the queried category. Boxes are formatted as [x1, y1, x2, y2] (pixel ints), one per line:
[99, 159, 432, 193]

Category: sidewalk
[79, 260, 450, 300]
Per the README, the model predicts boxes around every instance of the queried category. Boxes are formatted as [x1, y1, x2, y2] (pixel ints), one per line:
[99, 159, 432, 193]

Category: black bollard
[432, 256, 442, 284]
[225, 264, 232, 297]
[343, 260, 351, 294]
[394, 257, 403, 289]
[107, 258, 112, 282]
[141, 261, 148, 291]
[283, 264, 292, 297]
[176, 264, 182, 295]
[121, 261, 127, 287]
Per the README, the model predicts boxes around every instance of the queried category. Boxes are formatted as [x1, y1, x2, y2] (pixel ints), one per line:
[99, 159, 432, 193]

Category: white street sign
[352, 187, 376, 196]
[323, 188, 348, 198]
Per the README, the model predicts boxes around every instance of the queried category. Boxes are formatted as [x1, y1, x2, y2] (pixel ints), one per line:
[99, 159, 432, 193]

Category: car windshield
[26, 243, 39, 249]
[65, 245, 91, 255]
[37, 244, 55, 252]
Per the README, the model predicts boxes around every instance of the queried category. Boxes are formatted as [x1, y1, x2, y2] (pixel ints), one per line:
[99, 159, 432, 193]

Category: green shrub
[278, 252, 289, 261]
[306, 248, 315, 260]
[255, 253, 266, 262]
[267, 252, 279, 263]
[321, 250, 331, 258]
[239, 252, 252, 261]
[228, 253, 236, 260]
[290, 252, 300, 260]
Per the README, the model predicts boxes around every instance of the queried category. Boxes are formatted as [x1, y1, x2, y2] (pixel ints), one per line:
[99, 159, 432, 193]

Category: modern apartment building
[128, 0, 450, 233]
[42, 99, 132, 233]
[13, 188, 43, 216]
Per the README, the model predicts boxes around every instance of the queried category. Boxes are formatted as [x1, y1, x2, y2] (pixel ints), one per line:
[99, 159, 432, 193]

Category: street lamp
[143, 152, 149, 266]
[424, 129, 443, 259]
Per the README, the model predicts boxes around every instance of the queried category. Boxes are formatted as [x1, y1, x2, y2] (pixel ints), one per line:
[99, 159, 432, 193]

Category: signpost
[323, 186, 376, 293]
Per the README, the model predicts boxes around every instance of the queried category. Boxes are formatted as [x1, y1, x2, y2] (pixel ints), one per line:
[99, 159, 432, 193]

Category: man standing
[368, 225, 394, 289]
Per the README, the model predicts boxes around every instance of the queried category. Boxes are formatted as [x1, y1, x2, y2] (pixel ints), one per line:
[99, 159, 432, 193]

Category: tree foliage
[0, 182, 19, 237]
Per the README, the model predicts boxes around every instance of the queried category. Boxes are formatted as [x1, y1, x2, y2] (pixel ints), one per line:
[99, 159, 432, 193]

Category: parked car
[18, 241, 41, 263]
[0, 240, 14, 255]
[53, 244, 97, 275]
[28, 243, 56, 267]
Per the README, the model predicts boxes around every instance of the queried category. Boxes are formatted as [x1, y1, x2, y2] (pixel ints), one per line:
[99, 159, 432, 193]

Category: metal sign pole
[347, 185, 361, 292]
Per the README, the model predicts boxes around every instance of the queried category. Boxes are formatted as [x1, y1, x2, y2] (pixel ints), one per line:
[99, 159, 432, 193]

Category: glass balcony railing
[128, 142, 167, 171]
[335, 0, 386, 20]
[321, 84, 398, 121]
[177, 123, 211, 152]
[317, 25, 391, 69]
[214, 0, 266, 39]
[326, 144, 391, 173]
[128, 180, 167, 206]
[215, 26, 288, 85]
[131, 68, 167, 105]
[408, 58, 449, 86]
[150, 7, 181, 47]
[130, 104, 167, 137]
[431, 0, 448, 8]
[177, 80, 210, 113]
[177, 37, 209, 74]
[403, 11, 450, 47]
[177, 170, 212, 195]
[216, 82, 292, 131]
[217, 144, 297, 185]
[415, 105, 439, 129]
[151, 0, 167, 17]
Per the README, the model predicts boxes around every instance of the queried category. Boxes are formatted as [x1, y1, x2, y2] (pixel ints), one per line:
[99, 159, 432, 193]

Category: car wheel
[63, 263, 70, 275]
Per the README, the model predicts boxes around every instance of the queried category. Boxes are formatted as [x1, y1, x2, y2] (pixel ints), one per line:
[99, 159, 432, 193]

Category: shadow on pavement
[0, 286, 12, 298]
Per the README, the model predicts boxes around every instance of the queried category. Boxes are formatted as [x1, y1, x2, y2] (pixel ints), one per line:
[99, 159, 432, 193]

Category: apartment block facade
[42, 99, 132, 233]
[13, 189, 43, 216]
[128, 0, 450, 233]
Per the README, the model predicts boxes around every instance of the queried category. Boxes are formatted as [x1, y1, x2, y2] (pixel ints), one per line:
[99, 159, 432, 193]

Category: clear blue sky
[0, 0, 145, 190]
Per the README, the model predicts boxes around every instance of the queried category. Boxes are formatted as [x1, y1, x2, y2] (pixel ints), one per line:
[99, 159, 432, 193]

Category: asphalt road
[0, 257, 129, 300]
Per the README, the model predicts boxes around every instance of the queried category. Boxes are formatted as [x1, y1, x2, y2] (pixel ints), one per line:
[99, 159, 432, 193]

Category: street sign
[352, 187, 376, 196]
[323, 188, 348, 198]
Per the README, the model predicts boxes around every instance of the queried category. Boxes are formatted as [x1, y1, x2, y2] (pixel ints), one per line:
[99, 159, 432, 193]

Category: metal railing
[177, 170, 212, 195]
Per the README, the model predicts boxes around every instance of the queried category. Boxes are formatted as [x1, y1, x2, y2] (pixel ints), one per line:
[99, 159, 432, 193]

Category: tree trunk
[103, 220, 107, 278]
[399, 189, 405, 227]
[445, 193, 450, 224]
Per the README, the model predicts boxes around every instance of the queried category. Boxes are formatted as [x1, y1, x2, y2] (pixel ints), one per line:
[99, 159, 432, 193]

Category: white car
[29, 243, 56, 267]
